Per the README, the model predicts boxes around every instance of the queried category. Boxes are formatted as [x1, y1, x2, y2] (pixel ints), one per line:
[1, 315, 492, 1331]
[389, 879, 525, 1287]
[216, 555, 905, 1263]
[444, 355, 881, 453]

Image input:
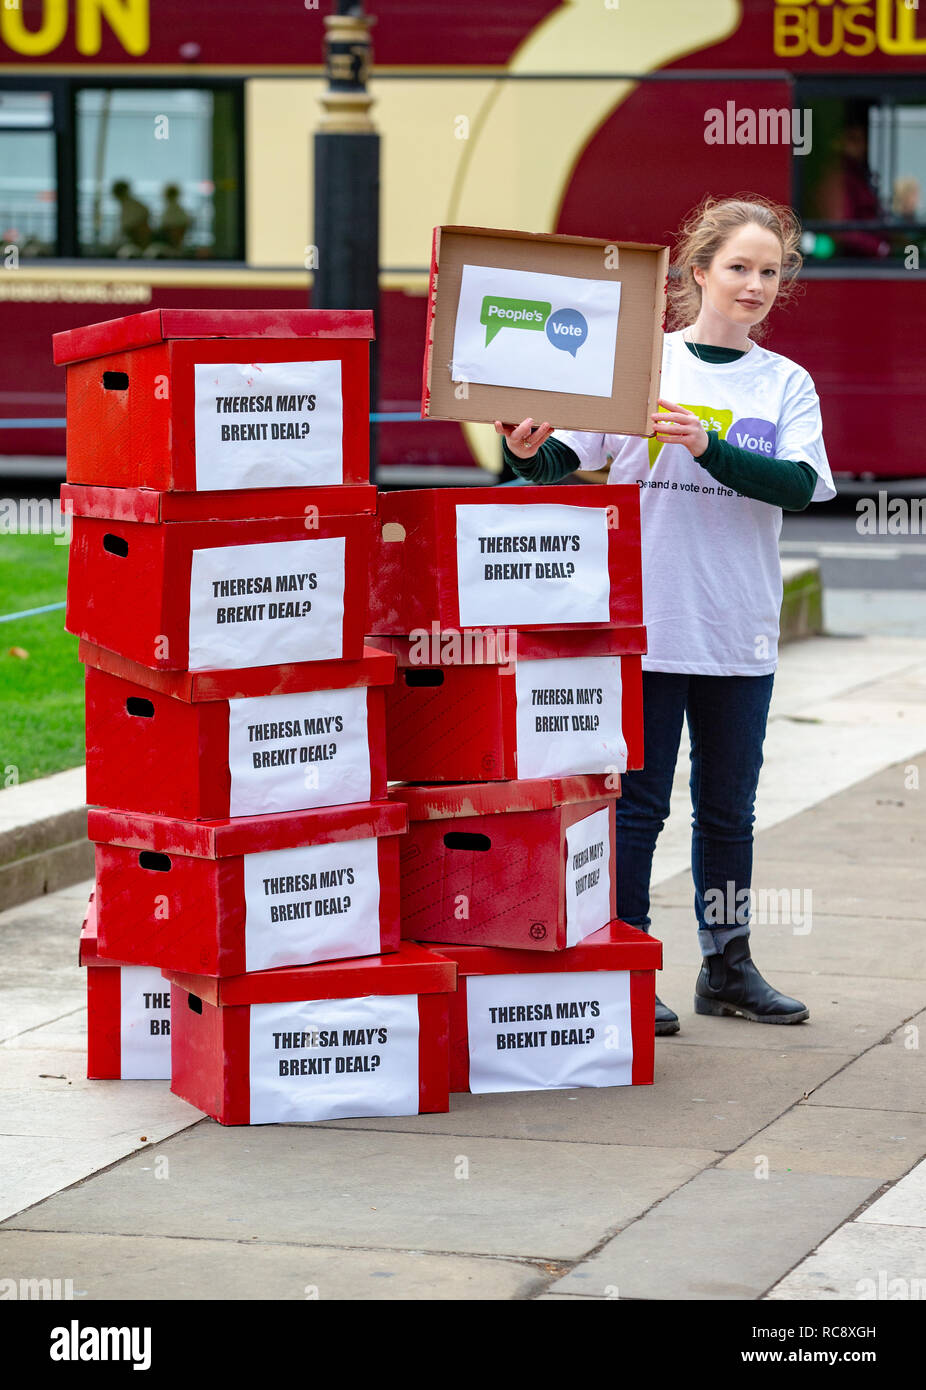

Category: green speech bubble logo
[480, 295, 552, 347]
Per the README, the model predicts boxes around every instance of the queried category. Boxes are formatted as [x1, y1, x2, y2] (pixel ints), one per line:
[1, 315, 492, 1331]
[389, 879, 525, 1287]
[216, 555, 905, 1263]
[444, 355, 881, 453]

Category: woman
[495, 196, 836, 1034]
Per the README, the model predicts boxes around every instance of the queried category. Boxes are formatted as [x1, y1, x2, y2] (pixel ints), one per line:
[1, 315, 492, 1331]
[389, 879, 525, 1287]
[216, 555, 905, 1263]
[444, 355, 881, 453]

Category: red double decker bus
[1, 0, 924, 478]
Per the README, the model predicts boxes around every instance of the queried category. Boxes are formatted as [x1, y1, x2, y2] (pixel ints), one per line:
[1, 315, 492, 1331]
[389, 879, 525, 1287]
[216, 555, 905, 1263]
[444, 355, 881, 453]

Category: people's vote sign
[248, 993, 420, 1124]
[227, 686, 370, 817]
[564, 807, 612, 947]
[187, 537, 345, 671]
[466, 969, 632, 1094]
[119, 966, 171, 1079]
[450, 264, 621, 398]
[515, 655, 626, 780]
[455, 503, 610, 627]
[193, 360, 343, 491]
[243, 836, 382, 973]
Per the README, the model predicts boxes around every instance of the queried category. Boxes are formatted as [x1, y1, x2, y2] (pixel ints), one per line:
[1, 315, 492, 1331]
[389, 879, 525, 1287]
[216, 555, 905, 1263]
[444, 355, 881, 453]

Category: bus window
[0, 91, 56, 259]
[798, 93, 926, 264]
[75, 88, 241, 260]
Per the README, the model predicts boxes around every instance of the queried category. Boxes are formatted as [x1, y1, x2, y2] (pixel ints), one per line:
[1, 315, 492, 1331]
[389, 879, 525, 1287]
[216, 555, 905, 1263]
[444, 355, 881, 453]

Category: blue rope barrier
[0, 413, 432, 429]
[0, 600, 67, 624]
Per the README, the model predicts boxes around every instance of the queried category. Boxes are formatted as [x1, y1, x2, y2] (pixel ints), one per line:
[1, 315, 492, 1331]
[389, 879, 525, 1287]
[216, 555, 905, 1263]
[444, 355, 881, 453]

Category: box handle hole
[443, 832, 491, 851]
[126, 697, 155, 718]
[103, 533, 129, 557]
[187, 993, 203, 1014]
[404, 668, 444, 688]
[138, 851, 171, 872]
[102, 371, 129, 390]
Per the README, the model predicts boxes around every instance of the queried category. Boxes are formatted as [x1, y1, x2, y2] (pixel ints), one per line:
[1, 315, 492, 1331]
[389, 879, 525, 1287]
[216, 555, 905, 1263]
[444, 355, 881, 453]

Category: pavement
[0, 630, 923, 1300]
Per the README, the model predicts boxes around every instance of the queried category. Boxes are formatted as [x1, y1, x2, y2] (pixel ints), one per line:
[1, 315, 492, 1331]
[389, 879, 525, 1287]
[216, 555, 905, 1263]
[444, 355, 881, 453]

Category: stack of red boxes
[59, 309, 455, 1123]
[367, 485, 663, 1096]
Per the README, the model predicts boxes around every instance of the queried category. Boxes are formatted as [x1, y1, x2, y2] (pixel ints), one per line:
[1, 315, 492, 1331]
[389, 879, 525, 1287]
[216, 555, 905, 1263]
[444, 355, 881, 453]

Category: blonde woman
[495, 196, 836, 1035]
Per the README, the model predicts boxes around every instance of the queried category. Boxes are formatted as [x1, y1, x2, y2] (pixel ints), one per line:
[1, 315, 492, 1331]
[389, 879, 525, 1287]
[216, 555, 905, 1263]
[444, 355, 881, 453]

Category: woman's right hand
[493, 417, 554, 460]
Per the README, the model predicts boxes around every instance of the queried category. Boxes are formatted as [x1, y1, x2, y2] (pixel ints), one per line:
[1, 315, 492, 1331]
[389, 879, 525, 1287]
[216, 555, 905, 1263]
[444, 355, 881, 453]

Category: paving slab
[856, 1157, 926, 1228]
[717, 1106, 926, 1180]
[323, 1045, 852, 1150]
[766, 1219, 926, 1301]
[0, 1128, 198, 1226]
[0, 1229, 546, 1301]
[2, 1126, 714, 1263]
[547, 1168, 880, 1301]
[805, 1027, 926, 1115]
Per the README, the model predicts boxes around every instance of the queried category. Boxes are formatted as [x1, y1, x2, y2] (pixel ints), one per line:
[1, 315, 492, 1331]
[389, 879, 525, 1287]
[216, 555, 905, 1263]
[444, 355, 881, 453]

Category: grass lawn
[0, 533, 83, 784]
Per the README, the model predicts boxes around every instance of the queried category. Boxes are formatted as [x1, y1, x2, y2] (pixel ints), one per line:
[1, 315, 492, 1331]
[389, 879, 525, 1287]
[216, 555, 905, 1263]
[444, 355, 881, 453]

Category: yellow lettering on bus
[76, 0, 149, 56]
[1, 0, 67, 55]
[876, 0, 926, 54]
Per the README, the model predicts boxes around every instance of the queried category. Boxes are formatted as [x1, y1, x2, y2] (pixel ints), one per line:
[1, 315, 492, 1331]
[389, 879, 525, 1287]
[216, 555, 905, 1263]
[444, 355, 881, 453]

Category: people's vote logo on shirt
[648, 405, 775, 469]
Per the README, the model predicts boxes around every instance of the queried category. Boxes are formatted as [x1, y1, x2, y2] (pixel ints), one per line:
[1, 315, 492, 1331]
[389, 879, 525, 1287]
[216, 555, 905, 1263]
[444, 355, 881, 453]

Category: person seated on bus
[158, 184, 193, 253]
[814, 121, 889, 259]
[111, 179, 152, 253]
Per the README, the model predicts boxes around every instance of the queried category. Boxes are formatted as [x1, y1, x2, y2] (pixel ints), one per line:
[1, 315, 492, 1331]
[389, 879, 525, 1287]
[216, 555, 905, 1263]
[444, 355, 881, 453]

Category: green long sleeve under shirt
[501, 341, 818, 511]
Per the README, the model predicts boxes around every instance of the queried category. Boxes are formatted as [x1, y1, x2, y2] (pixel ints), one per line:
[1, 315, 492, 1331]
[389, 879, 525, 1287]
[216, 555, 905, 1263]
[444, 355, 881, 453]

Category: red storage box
[53, 308, 374, 493]
[80, 894, 171, 1080]
[433, 923, 661, 1094]
[368, 484, 642, 635]
[82, 641, 393, 820]
[64, 485, 372, 671]
[90, 801, 406, 977]
[390, 775, 618, 952]
[165, 942, 456, 1125]
[371, 626, 645, 782]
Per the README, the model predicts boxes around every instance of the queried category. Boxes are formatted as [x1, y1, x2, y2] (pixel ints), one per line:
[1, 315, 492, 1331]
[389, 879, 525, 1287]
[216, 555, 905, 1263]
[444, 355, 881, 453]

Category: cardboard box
[370, 627, 645, 783]
[79, 893, 171, 1080]
[53, 308, 374, 493]
[368, 484, 642, 635]
[165, 943, 456, 1125]
[390, 775, 618, 952]
[64, 486, 372, 672]
[421, 225, 668, 435]
[432, 923, 662, 1094]
[90, 801, 406, 977]
[82, 642, 393, 820]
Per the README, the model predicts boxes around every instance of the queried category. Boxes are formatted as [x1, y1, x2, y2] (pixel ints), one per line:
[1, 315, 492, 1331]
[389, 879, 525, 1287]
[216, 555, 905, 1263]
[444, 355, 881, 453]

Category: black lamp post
[313, 1, 381, 484]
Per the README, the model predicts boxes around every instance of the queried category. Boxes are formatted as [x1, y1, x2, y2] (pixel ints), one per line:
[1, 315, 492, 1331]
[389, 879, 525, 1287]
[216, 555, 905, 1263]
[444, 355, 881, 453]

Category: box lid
[163, 940, 457, 1007]
[88, 800, 407, 858]
[79, 640, 396, 703]
[53, 309, 376, 365]
[430, 921, 662, 972]
[372, 626, 647, 665]
[62, 482, 377, 524]
[389, 774, 618, 820]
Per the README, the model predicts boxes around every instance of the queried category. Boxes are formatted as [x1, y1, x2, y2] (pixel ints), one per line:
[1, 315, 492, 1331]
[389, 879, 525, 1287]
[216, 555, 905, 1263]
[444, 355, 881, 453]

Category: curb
[0, 561, 824, 911]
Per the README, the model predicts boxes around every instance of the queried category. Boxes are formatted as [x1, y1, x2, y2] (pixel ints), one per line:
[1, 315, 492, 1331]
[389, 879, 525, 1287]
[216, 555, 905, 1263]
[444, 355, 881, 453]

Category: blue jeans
[614, 671, 775, 958]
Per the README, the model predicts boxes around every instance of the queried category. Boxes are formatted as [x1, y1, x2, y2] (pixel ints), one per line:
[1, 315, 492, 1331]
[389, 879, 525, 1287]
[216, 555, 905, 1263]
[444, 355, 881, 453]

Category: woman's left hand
[652, 398, 710, 459]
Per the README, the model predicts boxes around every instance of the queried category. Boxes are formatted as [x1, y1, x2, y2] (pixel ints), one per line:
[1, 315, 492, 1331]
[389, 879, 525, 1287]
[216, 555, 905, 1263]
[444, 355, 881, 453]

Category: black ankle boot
[694, 936, 809, 1023]
[655, 995, 680, 1035]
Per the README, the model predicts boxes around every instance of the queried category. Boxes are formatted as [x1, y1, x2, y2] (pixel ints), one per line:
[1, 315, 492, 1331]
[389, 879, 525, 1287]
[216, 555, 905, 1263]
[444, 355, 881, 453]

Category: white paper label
[193, 360, 343, 491]
[515, 656, 626, 780]
[119, 966, 171, 1080]
[455, 503, 610, 628]
[450, 263, 622, 398]
[466, 969, 632, 1094]
[243, 836, 382, 973]
[187, 536, 345, 671]
[249, 993, 420, 1124]
[565, 807, 612, 947]
[227, 686, 370, 818]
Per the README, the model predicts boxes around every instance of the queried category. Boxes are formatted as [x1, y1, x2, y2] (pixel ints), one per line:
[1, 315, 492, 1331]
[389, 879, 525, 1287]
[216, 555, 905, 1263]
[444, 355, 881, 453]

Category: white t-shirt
[555, 330, 836, 676]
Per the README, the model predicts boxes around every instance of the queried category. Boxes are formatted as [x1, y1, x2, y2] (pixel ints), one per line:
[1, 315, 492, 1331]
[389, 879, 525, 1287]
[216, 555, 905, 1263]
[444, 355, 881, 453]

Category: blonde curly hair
[667, 194, 803, 341]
